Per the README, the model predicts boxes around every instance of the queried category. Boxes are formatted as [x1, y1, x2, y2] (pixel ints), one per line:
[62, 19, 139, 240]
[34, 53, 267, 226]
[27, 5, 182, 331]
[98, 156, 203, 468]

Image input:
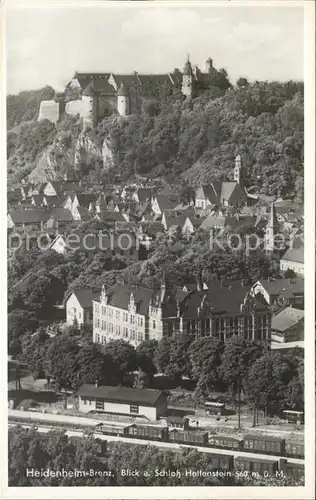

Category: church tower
[181, 56, 195, 98]
[265, 201, 280, 253]
[117, 81, 130, 117]
[234, 155, 246, 188]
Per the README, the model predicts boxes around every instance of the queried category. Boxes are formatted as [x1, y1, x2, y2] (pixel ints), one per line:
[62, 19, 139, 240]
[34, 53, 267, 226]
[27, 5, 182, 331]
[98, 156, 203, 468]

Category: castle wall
[38, 100, 59, 123]
[65, 99, 85, 117]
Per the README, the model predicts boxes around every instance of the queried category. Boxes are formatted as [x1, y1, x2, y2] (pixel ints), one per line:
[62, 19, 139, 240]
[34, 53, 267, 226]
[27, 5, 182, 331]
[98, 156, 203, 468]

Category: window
[116, 310, 120, 320]
[132, 330, 136, 340]
[96, 399, 104, 410]
[130, 405, 139, 414]
[116, 325, 120, 335]
[153, 320, 156, 329]
[109, 323, 113, 333]
[96, 334, 100, 343]
[124, 312, 128, 322]
[83, 399, 87, 406]
[109, 308, 113, 317]
[138, 317, 143, 327]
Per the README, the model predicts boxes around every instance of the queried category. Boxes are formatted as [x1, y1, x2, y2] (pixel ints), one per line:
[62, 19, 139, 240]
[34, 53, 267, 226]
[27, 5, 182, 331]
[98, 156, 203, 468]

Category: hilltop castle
[38, 56, 216, 128]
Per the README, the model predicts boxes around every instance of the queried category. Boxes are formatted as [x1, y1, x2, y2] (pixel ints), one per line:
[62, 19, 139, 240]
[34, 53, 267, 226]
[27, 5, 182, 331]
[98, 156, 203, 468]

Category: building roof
[72, 72, 111, 90]
[97, 210, 126, 222]
[155, 195, 179, 211]
[43, 195, 67, 208]
[83, 82, 97, 96]
[76, 194, 98, 207]
[69, 288, 101, 309]
[100, 282, 161, 315]
[166, 416, 188, 424]
[256, 278, 304, 297]
[179, 281, 268, 318]
[136, 188, 155, 204]
[271, 307, 304, 332]
[220, 182, 237, 202]
[8, 208, 50, 224]
[49, 208, 74, 221]
[77, 384, 163, 407]
[281, 246, 304, 264]
[117, 81, 129, 96]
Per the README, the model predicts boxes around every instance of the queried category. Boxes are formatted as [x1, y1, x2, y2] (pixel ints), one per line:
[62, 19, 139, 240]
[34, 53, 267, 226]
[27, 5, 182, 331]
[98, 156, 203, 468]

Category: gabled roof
[43, 195, 67, 208]
[77, 384, 164, 407]
[72, 72, 111, 90]
[136, 188, 155, 203]
[69, 288, 101, 309]
[154, 195, 179, 211]
[99, 282, 162, 315]
[8, 209, 50, 224]
[272, 307, 304, 332]
[281, 246, 304, 264]
[220, 182, 238, 202]
[97, 210, 126, 222]
[47, 208, 74, 222]
[76, 193, 98, 207]
[83, 82, 97, 96]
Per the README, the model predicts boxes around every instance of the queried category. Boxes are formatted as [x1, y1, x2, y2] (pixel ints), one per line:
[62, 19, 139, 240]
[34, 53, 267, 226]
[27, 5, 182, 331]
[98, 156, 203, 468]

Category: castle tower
[182, 56, 195, 98]
[265, 201, 280, 253]
[234, 155, 246, 188]
[54, 91, 66, 122]
[117, 81, 130, 117]
[82, 81, 98, 128]
[205, 57, 213, 76]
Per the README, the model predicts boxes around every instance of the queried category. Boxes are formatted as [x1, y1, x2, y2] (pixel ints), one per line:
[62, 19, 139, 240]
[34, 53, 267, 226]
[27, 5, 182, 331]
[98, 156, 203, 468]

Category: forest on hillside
[7, 79, 304, 199]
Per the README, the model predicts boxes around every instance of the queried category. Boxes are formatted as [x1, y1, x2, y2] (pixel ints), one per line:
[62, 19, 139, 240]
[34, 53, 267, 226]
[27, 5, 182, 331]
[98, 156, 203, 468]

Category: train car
[209, 453, 234, 471]
[94, 422, 131, 436]
[285, 440, 304, 459]
[171, 429, 209, 446]
[208, 434, 243, 451]
[243, 434, 285, 455]
[127, 424, 169, 441]
[235, 456, 278, 475]
[282, 462, 304, 481]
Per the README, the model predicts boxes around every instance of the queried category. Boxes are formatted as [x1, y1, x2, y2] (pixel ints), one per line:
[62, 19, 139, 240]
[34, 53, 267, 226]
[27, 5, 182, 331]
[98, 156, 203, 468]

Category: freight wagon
[127, 424, 169, 441]
[209, 453, 234, 471]
[243, 434, 285, 455]
[285, 440, 304, 459]
[282, 461, 304, 481]
[94, 422, 132, 436]
[171, 429, 209, 446]
[235, 456, 278, 475]
[208, 434, 243, 450]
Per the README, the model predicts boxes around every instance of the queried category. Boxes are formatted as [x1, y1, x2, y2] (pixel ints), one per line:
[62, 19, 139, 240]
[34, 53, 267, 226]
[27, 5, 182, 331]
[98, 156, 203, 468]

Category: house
[7, 189, 22, 205]
[200, 215, 237, 231]
[66, 288, 100, 326]
[94, 210, 127, 225]
[182, 216, 204, 236]
[250, 278, 304, 311]
[280, 246, 304, 277]
[151, 195, 179, 216]
[43, 181, 64, 197]
[48, 234, 68, 254]
[7, 208, 50, 229]
[45, 208, 74, 229]
[271, 307, 304, 343]
[77, 384, 167, 420]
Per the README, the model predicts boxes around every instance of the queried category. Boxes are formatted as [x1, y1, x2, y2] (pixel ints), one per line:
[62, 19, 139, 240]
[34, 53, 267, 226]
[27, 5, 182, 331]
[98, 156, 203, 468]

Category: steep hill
[7, 80, 304, 198]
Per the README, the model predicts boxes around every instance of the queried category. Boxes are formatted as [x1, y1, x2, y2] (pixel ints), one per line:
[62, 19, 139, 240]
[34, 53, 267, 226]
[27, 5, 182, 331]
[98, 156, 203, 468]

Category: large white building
[93, 282, 178, 346]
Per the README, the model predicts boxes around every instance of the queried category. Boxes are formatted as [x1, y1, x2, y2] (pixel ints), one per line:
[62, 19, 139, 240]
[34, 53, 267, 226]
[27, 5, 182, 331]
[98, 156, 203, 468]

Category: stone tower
[205, 57, 214, 77]
[54, 91, 66, 122]
[82, 81, 98, 128]
[234, 155, 246, 188]
[117, 81, 130, 117]
[181, 56, 195, 98]
[265, 201, 280, 253]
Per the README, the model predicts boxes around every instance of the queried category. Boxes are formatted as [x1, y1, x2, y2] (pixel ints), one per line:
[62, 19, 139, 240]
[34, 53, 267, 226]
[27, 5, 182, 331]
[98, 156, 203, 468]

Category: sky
[6, 2, 304, 94]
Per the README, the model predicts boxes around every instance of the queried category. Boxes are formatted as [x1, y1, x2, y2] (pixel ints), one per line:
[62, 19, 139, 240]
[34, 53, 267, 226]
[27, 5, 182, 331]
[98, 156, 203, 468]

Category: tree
[179, 185, 195, 205]
[165, 333, 194, 381]
[20, 329, 51, 379]
[44, 335, 80, 406]
[136, 339, 158, 382]
[75, 341, 114, 388]
[188, 338, 225, 400]
[104, 340, 138, 384]
[236, 77, 249, 88]
[220, 337, 267, 428]
[8, 310, 39, 355]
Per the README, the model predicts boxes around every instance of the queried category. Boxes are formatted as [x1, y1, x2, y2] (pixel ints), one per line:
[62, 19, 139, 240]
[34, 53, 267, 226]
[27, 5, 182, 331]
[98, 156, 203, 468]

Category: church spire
[265, 200, 280, 253]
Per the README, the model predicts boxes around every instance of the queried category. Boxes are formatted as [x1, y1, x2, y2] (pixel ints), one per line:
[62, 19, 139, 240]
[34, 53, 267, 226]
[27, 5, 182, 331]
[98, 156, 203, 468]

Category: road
[8, 410, 304, 465]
